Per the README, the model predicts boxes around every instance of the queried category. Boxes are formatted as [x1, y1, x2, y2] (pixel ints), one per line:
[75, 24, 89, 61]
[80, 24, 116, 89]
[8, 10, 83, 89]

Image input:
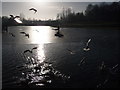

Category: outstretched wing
[23, 50, 32, 53]
[20, 32, 26, 34]
[10, 15, 14, 18]
[32, 47, 38, 50]
[86, 39, 91, 46]
[15, 16, 20, 18]
[29, 8, 37, 13]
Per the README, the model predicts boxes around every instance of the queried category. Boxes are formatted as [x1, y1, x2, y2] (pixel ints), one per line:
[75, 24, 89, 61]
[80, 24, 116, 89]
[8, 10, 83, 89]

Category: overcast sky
[2, 0, 119, 20]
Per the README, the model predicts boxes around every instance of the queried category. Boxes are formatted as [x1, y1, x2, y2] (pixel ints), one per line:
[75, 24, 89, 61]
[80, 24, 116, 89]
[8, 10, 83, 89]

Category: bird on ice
[29, 8, 37, 13]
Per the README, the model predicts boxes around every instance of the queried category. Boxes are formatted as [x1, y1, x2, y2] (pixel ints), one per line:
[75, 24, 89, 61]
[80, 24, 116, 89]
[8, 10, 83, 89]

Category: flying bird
[29, 8, 37, 13]
[83, 39, 91, 51]
[78, 57, 85, 66]
[33, 30, 39, 32]
[66, 49, 75, 54]
[99, 61, 106, 71]
[32, 47, 38, 50]
[109, 64, 119, 75]
[9, 32, 15, 37]
[20, 32, 30, 38]
[23, 47, 38, 54]
[9, 15, 20, 19]
[9, 15, 22, 23]
[25, 34, 29, 38]
[20, 32, 26, 34]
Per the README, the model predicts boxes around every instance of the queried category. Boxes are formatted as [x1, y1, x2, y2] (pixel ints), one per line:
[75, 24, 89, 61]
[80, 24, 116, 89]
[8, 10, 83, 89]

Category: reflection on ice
[37, 44, 45, 63]
[21, 44, 70, 87]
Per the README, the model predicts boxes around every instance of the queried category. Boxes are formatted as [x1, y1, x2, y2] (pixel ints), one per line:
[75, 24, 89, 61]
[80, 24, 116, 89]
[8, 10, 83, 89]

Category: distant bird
[32, 47, 38, 50]
[109, 64, 119, 75]
[99, 61, 106, 71]
[78, 57, 85, 66]
[33, 30, 39, 32]
[29, 8, 37, 13]
[25, 34, 29, 38]
[23, 47, 38, 54]
[9, 32, 15, 37]
[66, 49, 75, 54]
[20, 32, 29, 38]
[83, 39, 91, 51]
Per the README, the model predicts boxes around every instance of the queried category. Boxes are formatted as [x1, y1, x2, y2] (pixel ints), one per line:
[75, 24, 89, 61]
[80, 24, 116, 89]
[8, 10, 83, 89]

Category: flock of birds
[5, 7, 38, 38]
[3, 7, 119, 88]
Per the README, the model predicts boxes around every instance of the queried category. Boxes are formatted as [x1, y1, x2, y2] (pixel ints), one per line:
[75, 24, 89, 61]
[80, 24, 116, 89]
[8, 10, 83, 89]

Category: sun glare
[31, 26, 51, 44]
[37, 44, 45, 63]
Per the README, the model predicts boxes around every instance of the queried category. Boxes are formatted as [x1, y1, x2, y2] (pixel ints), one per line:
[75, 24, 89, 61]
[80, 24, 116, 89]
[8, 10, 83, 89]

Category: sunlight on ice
[37, 44, 46, 63]
[31, 26, 51, 44]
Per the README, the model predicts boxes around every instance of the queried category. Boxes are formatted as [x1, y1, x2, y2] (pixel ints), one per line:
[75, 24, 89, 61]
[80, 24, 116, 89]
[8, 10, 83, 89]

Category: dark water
[2, 26, 120, 88]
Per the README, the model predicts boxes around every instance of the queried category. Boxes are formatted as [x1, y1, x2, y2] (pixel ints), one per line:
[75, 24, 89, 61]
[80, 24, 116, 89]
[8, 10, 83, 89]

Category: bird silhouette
[29, 8, 37, 13]
[66, 49, 75, 54]
[32, 47, 38, 50]
[83, 39, 91, 51]
[25, 34, 29, 38]
[20, 32, 29, 38]
[9, 15, 22, 23]
[78, 57, 85, 66]
[23, 47, 38, 54]
[99, 61, 106, 71]
[109, 64, 119, 75]
[9, 15, 20, 19]
[33, 30, 39, 32]
[9, 32, 15, 37]
[20, 32, 26, 34]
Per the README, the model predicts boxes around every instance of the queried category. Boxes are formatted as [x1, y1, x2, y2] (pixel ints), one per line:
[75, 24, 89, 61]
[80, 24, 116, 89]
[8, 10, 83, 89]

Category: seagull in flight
[29, 8, 37, 13]
[83, 39, 91, 51]
[9, 15, 22, 23]
[20, 32, 30, 38]
[23, 47, 38, 54]
[78, 57, 85, 66]
[66, 49, 75, 54]
[9, 32, 15, 37]
[9, 15, 20, 19]
[33, 30, 39, 32]
[99, 61, 106, 71]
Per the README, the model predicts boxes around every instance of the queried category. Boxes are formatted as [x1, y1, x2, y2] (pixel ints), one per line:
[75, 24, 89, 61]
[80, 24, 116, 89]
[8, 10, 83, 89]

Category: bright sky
[2, 0, 119, 20]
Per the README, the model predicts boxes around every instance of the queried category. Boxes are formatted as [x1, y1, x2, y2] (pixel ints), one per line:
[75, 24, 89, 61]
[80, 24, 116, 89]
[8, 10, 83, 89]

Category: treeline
[2, 2, 120, 28]
[57, 2, 120, 26]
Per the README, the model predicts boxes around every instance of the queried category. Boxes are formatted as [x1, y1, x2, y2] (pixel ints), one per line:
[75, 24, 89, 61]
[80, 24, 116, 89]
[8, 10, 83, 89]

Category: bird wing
[29, 8, 34, 10]
[10, 15, 14, 17]
[15, 16, 20, 18]
[20, 32, 26, 34]
[32, 47, 38, 50]
[9, 33, 15, 37]
[67, 49, 72, 52]
[25, 34, 29, 38]
[29, 8, 37, 13]
[24, 50, 31, 53]
[86, 39, 91, 46]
